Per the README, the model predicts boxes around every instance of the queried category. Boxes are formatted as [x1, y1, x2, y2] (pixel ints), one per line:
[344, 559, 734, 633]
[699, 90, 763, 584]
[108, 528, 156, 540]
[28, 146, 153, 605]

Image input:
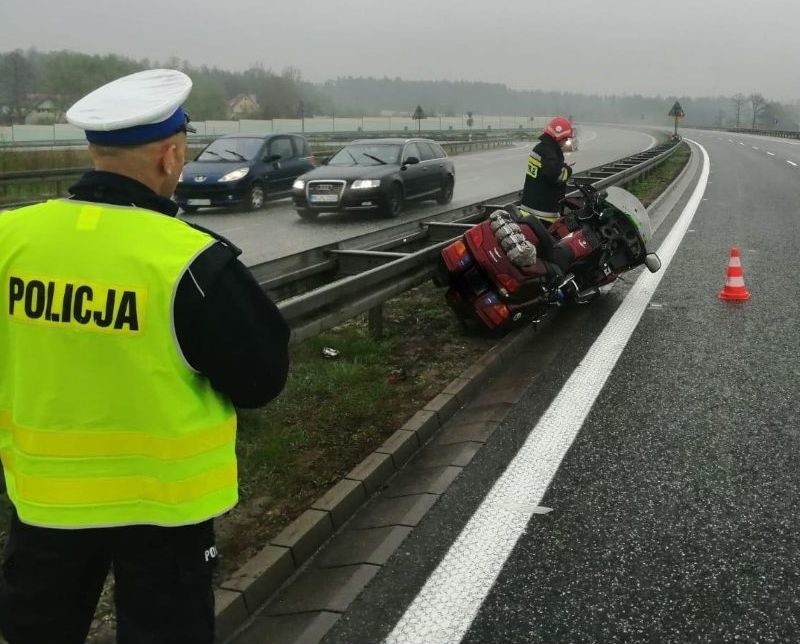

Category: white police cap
[66, 69, 193, 145]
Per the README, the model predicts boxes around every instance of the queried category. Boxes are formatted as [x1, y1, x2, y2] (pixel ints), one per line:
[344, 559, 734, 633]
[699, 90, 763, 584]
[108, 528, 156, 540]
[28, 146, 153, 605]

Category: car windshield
[328, 144, 401, 166]
[197, 138, 262, 162]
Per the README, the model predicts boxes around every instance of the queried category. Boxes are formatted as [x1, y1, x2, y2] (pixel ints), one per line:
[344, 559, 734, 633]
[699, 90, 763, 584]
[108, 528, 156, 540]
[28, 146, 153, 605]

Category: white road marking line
[385, 142, 711, 644]
[752, 146, 759, 150]
[767, 152, 776, 156]
[788, 160, 798, 167]
[739, 142, 745, 145]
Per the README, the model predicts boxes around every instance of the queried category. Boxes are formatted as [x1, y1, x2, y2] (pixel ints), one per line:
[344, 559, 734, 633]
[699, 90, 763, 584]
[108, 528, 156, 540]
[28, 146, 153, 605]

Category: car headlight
[218, 168, 249, 182]
[351, 179, 381, 189]
[293, 179, 305, 190]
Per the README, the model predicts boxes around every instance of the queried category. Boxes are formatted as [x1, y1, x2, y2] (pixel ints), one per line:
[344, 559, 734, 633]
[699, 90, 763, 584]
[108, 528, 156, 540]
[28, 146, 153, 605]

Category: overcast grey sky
[2, 0, 798, 100]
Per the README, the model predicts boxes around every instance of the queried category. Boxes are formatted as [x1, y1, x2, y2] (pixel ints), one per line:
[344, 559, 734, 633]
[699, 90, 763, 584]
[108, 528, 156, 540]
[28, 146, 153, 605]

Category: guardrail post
[368, 305, 384, 339]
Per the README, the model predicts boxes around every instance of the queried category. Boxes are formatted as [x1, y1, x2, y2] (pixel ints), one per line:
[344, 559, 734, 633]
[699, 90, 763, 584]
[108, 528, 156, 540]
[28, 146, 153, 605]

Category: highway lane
[316, 130, 800, 643]
[717, 130, 800, 167]
[180, 124, 658, 265]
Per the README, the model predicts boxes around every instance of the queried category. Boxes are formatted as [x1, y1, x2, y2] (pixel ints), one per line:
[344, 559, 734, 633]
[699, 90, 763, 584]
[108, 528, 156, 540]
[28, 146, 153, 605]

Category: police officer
[0, 69, 290, 644]
[520, 116, 575, 223]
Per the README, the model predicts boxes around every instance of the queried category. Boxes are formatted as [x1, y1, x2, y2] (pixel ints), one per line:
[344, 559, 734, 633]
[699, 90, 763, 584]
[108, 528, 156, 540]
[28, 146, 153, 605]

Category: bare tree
[731, 94, 747, 128]
[749, 93, 767, 129]
[763, 102, 788, 130]
[0, 50, 34, 124]
[412, 105, 426, 134]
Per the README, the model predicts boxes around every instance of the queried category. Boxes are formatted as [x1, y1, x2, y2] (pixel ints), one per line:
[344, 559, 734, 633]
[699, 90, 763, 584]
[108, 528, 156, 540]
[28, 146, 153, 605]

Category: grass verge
[216, 284, 497, 576]
[627, 141, 690, 207]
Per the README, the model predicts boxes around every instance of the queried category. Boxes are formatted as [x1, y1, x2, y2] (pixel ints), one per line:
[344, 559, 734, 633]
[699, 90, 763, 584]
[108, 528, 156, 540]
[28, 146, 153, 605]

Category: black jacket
[68, 171, 290, 408]
[520, 134, 571, 213]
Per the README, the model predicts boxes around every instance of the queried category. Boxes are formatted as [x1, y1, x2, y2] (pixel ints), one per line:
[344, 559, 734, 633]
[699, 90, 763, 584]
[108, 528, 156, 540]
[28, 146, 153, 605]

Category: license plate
[187, 198, 211, 206]
[464, 267, 490, 296]
[310, 194, 339, 203]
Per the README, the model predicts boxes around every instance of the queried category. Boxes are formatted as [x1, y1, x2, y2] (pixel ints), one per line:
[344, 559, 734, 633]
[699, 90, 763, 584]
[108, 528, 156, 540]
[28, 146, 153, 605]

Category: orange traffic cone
[718, 246, 751, 301]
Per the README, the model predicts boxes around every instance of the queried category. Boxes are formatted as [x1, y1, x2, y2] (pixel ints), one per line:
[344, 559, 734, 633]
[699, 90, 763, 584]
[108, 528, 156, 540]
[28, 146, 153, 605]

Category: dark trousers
[0, 510, 217, 644]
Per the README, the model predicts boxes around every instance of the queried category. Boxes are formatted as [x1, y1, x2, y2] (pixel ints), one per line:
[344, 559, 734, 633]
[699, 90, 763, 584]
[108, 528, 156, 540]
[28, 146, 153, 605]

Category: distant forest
[1, 48, 798, 130]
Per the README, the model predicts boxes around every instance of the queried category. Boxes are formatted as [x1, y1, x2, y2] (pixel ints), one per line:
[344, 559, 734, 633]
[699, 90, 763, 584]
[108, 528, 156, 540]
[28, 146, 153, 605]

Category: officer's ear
[158, 135, 185, 178]
[161, 144, 178, 178]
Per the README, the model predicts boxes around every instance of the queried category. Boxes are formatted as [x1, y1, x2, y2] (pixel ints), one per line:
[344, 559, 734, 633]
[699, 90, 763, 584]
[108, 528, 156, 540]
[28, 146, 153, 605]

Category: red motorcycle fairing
[441, 220, 557, 329]
[463, 221, 550, 295]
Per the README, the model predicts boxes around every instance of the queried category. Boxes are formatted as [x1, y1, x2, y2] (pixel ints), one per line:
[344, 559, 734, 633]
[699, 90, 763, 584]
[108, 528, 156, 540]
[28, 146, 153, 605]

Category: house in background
[24, 96, 61, 124]
[228, 94, 260, 119]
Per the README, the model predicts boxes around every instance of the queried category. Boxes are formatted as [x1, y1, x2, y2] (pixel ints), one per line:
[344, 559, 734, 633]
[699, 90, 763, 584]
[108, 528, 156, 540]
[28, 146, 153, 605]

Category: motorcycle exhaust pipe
[507, 295, 547, 312]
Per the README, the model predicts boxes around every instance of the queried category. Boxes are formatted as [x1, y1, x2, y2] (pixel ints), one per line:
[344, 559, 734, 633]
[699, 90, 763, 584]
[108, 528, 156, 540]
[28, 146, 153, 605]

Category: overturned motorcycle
[436, 183, 662, 330]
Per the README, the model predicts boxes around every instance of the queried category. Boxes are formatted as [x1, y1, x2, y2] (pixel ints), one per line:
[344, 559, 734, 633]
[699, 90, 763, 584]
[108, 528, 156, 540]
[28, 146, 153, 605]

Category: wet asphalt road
[321, 130, 800, 643]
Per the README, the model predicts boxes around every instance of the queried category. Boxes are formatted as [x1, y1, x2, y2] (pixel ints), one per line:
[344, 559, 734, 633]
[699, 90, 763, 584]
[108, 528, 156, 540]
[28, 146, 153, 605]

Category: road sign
[668, 101, 685, 119]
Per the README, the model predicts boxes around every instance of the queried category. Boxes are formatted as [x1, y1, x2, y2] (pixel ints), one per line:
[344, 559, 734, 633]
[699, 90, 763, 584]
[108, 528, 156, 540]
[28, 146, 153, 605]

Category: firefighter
[0, 69, 290, 644]
[520, 116, 575, 223]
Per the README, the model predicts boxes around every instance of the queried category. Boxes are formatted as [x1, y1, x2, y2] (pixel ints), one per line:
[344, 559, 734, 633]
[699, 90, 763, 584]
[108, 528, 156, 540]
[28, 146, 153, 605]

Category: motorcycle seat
[508, 205, 573, 272]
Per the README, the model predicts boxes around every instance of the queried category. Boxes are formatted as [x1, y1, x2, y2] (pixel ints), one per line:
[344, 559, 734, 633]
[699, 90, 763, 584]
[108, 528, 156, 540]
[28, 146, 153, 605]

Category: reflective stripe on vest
[526, 154, 542, 179]
[0, 200, 237, 528]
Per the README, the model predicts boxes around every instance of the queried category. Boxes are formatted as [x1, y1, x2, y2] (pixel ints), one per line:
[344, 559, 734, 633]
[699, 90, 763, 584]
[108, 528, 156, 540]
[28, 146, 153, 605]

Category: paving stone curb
[215, 322, 537, 643]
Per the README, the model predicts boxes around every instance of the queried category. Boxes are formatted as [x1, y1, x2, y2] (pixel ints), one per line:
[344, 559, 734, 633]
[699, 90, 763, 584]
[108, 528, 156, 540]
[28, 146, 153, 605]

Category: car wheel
[180, 205, 199, 213]
[436, 176, 455, 205]
[296, 208, 319, 221]
[385, 184, 404, 217]
[245, 184, 266, 211]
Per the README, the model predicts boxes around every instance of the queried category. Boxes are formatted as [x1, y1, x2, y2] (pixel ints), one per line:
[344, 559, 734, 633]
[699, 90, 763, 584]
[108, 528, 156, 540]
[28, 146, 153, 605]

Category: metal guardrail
[0, 166, 93, 185]
[268, 139, 682, 343]
[730, 128, 800, 139]
[0, 138, 513, 209]
[1, 138, 681, 343]
[695, 126, 800, 140]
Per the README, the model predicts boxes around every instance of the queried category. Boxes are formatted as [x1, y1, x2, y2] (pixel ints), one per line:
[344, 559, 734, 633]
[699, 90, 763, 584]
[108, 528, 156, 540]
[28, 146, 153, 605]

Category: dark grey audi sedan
[291, 138, 455, 220]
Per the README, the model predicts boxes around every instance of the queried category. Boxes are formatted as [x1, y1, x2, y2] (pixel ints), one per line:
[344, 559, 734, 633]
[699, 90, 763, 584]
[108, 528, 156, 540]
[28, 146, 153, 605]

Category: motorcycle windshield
[603, 186, 653, 247]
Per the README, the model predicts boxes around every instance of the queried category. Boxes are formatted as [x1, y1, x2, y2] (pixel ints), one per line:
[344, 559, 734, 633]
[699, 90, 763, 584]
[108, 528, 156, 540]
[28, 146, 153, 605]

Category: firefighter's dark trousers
[0, 509, 216, 644]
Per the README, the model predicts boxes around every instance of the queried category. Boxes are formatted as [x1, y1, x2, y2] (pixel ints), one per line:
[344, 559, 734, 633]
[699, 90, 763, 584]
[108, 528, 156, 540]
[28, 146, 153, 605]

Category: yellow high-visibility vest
[0, 199, 237, 528]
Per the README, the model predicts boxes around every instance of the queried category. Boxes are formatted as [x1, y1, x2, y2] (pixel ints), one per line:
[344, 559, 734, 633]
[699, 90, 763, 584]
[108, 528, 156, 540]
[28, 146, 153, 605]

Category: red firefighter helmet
[543, 116, 574, 143]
